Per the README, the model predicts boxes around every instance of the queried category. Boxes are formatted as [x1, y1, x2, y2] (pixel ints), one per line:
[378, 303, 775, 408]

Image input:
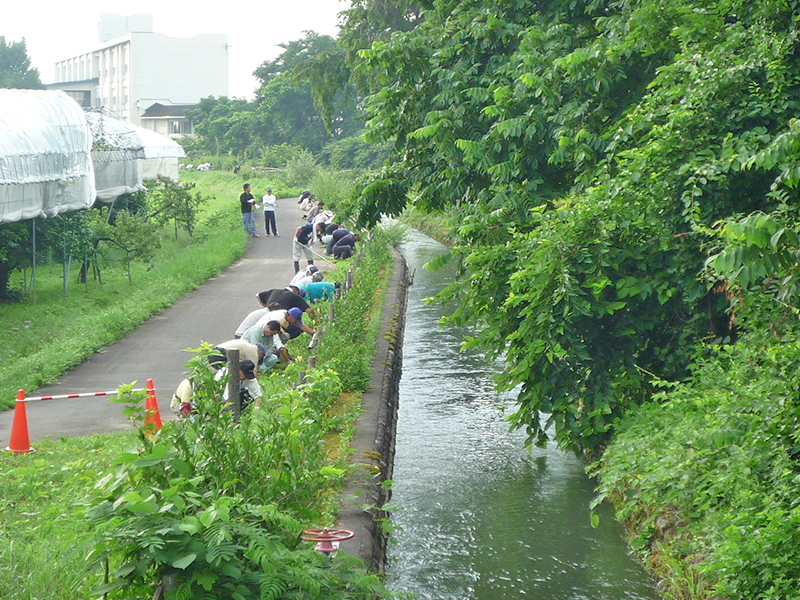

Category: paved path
[1, 198, 322, 444]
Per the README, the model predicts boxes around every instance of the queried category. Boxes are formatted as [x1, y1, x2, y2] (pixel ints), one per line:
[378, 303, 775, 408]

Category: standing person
[293, 222, 315, 273]
[262, 188, 279, 236]
[240, 183, 259, 237]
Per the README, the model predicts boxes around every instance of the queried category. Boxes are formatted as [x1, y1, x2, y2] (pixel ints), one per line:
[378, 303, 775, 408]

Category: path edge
[337, 248, 409, 572]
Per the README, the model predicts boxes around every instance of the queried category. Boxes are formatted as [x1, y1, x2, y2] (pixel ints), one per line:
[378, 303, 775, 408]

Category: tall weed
[596, 328, 800, 599]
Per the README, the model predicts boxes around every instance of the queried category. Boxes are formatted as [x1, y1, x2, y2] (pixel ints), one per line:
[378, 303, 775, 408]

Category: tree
[0, 36, 43, 89]
[147, 177, 207, 239]
[0, 36, 46, 299]
[348, 0, 800, 452]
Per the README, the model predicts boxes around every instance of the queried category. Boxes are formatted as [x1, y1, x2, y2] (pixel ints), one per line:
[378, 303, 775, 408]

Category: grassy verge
[0, 223, 404, 599]
[179, 169, 303, 212]
[0, 206, 246, 410]
[594, 327, 800, 599]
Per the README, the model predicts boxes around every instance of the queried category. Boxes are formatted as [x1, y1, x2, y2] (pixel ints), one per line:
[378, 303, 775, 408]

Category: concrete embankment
[337, 249, 409, 571]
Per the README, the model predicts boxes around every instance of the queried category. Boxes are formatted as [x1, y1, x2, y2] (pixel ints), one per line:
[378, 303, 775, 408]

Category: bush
[596, 327, 800, 599]
[310, 169, 359, 215]
[82, 358, 390, 599]
[282, 150, 319, 187]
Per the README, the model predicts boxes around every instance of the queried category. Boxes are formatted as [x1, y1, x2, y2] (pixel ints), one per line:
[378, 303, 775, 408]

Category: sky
[3, 0, 345, 99]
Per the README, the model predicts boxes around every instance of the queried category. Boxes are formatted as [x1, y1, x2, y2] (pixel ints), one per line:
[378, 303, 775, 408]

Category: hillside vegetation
[333, 0, 800, 597]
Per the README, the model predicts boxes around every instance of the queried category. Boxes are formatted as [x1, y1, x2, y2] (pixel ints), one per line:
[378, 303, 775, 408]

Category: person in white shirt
[262, 188, 279, 236]
[289, 265, 319, 288]
[217, 359, 263, 410]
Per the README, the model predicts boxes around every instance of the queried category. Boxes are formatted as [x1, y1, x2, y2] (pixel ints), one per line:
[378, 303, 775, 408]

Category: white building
[47, 13, 227, 131]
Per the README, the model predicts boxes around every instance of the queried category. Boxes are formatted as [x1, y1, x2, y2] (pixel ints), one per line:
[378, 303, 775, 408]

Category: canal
[385, 229, 658, 599]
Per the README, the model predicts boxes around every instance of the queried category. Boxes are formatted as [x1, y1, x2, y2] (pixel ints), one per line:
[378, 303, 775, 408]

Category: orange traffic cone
[6, 389, 33, 453]
[144, 379, 163, 431]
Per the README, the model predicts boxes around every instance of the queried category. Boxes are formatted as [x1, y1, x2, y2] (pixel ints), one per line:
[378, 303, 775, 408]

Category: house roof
[141, 103, 196, 118]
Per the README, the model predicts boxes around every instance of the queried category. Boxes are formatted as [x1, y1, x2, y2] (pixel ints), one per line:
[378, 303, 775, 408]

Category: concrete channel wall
[337, 249, 409, 572]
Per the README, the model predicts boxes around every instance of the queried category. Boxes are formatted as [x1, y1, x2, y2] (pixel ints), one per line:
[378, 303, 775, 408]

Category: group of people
[170, 263, 338, 418]
[239, 184, 360, 272]
[293, 219, 360, 272]
[239, 183, 280, 237]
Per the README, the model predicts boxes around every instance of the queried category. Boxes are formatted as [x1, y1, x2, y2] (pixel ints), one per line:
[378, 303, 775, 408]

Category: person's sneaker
[253, 234, 260, 237]
[275, 233, 280, 236]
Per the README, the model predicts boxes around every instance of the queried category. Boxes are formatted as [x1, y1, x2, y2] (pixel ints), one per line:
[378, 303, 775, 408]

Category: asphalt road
[1, 198, 325, 444]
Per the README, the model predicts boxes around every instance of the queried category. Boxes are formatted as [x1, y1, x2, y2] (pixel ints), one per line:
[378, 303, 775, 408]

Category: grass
[0, 433, 139, 599]
[180, 169, 304, 212]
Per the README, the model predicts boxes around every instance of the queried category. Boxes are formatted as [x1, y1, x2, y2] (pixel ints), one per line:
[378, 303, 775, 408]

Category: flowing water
[386, 230, 658, 600]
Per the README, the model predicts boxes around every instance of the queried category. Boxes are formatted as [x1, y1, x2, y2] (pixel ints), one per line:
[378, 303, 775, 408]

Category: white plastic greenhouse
[84, 108, 147, 202]
[84, 109, 186, 200]
[136, 125, 186, 181]
[0, 89, 95, 224]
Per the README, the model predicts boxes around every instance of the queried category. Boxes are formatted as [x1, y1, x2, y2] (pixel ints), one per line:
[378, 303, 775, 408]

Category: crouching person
[216, 358, 262, 411]
[170, 378, 196, 418]
[241, 320, 287, 369]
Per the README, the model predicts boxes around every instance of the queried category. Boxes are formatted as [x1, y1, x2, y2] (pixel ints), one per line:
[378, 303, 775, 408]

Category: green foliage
[281, 149, 319, 187]
[317, 133, 391, 171]
[83, 361, 391, 599]
[316, 227, 398, 391]
[350, 0, 800, 455]
[146, 177, 208, 239]
[86, 207, 161, 284]
[0, 433, 139, 599]
[309, 169, 359, 214]
[596, 325, 800, 599]
[0, 36, 43, 89]
[257, 143, 306, 169]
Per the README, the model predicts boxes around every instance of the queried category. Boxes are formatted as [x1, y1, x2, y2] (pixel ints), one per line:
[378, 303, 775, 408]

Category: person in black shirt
[293, 222, 315, 273]
[239, 183, 258, 237]
[256, 287, 317, 321]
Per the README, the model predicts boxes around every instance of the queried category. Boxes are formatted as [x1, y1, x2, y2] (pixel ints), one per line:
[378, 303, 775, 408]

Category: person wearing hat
[210, 338, 269, 370]
[283, 306, 315, 340]
[218, 359, 263, 410]
[289, 265, 319, 288]
[170, 377, 196, 417]
[252, 306, 314, 340]
[292, 268, 324, 289]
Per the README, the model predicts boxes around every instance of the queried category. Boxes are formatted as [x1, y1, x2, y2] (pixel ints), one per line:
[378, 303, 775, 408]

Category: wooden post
[226, 348, 240, 421]
[309, 356, 316, 369]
